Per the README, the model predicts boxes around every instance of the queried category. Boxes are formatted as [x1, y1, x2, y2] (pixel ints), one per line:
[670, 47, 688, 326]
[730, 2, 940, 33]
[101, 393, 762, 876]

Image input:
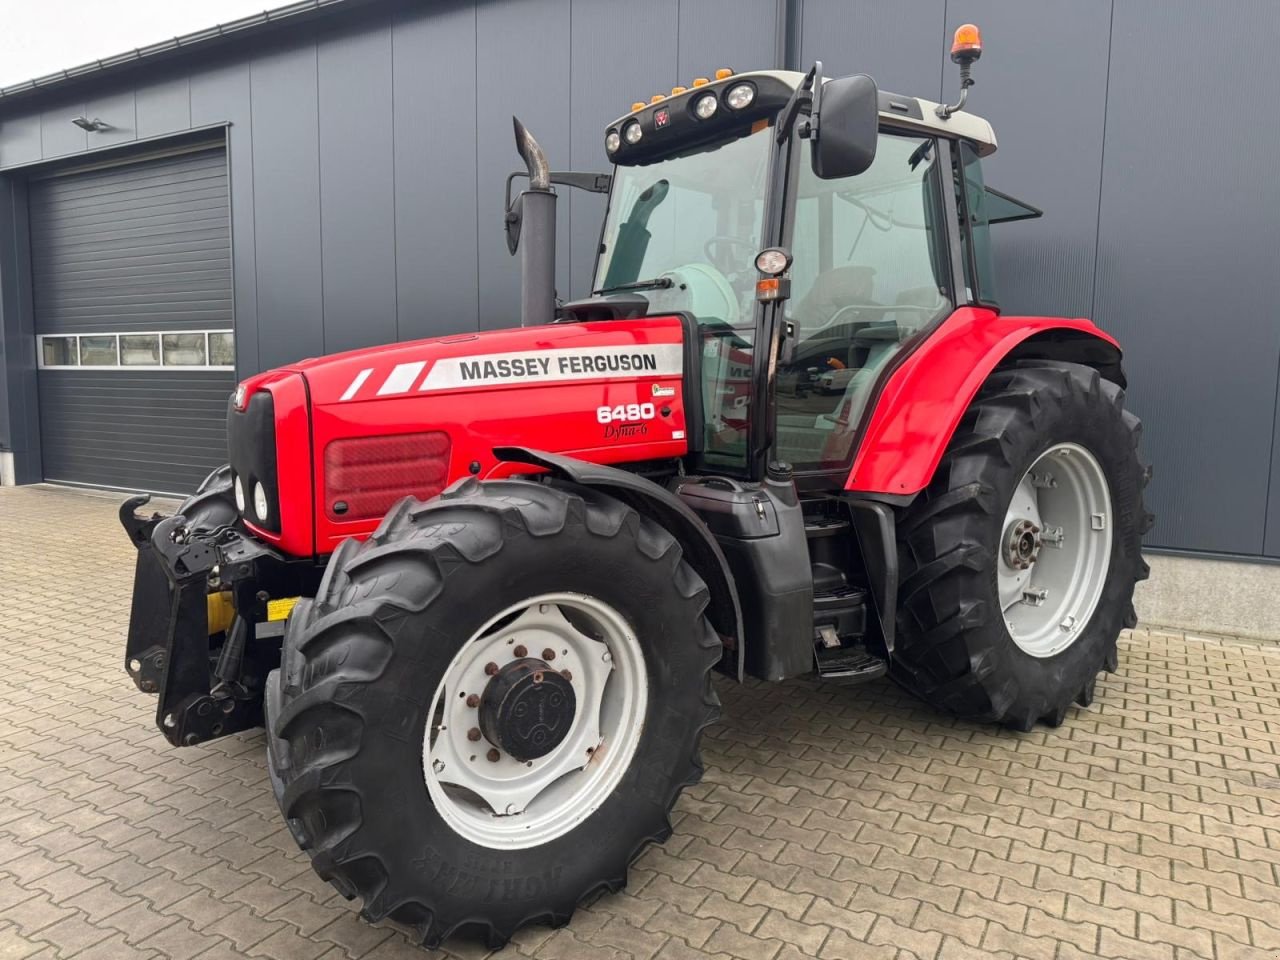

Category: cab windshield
[594, 125, 773, 469]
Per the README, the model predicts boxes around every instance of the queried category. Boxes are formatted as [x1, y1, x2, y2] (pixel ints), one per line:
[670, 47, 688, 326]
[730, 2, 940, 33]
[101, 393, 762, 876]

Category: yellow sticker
[267, 597, 301, 622]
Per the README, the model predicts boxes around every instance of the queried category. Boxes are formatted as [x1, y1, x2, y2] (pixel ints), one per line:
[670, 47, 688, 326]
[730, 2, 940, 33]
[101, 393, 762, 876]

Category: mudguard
[494, 446, 745, 679]
[846, 307, 1123, 496]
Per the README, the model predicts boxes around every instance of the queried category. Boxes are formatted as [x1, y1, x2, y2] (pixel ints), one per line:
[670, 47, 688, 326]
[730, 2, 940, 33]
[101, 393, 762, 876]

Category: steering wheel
[703, 235, 757, 273]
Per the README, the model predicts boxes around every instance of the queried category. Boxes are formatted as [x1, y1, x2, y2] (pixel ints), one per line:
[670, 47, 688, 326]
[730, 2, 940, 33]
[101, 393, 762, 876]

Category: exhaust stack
[507, 117, 556, 326]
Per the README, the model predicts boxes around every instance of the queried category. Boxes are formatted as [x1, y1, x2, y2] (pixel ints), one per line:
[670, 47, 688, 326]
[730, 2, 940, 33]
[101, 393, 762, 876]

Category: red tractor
[120, 27, 1150, 948]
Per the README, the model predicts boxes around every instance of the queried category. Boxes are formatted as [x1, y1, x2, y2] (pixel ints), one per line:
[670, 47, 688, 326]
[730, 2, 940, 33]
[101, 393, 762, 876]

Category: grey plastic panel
[36, 369, 233, 493]
[944, 0, 1110, 317]
[249, 45, 324, 369]
[317, 23, 398, 355]
[799, 0, 945, 97]
[1096, 0, 1280, 556]
[29, 148, 231, 335]
[392, 1, 480, 342]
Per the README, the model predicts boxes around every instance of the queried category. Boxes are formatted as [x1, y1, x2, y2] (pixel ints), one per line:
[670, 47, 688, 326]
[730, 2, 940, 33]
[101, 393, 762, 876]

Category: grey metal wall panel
[84, 90, 137, 149]
[36, 369, 232, 493]
[677, 0, 782, 79]
[392, 1, 479, 342]
[475, 0, 571, 329]
[799, 0, 945, 98]
[0, 179, 42, 480]
[944, 0, 1111, 317]
[135, 76, 192, 140]
[567, 0, 679, 300]
[40, 99, 88, 159]
[317, 24, 398, 354]
[1095, 0, 1280, 555]
[0, 114, 42, 167]
[249, 45, 324, 368]
[191, 64, 259, 375]
[29, 148, 232, 335]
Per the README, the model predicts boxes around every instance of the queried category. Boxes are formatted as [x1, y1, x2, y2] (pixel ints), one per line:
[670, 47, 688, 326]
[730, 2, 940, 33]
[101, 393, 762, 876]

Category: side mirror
[811, 74, 878, 180]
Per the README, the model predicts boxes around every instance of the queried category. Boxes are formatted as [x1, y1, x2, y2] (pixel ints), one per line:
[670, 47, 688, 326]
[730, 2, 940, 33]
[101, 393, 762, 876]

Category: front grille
[323, 431, 451, 522]
[227, 390, 279, 532]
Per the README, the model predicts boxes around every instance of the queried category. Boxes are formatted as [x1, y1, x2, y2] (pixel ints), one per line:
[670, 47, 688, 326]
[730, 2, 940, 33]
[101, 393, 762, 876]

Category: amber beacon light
[951, 23, 982, 63]
[938, 23, 983, 118]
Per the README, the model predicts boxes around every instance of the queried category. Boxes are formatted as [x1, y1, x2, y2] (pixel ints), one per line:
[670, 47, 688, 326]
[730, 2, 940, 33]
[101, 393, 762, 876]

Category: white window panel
[36, 330, 235, 371]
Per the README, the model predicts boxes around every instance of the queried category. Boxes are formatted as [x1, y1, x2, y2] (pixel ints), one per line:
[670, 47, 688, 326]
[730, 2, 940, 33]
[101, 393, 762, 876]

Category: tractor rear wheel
[264, 478, 720, 947]
[892, 361, 1151, 730]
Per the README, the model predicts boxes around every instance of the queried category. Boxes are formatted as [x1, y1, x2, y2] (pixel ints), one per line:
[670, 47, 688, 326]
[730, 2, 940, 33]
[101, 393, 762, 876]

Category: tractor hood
[230, 317, 692, 557]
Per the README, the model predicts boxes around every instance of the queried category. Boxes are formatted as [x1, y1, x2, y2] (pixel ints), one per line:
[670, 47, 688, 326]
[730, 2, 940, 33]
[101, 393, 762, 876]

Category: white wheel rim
[999, 442, 1113, 658]
[422, 592, 648, 850]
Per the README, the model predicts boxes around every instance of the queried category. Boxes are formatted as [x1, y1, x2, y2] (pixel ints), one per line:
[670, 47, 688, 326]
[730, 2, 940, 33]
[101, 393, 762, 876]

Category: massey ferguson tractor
[119, 26, 1150, 947]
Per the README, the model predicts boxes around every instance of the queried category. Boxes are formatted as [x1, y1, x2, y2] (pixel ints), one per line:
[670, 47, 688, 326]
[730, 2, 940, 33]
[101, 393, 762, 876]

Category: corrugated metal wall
[0, 0, 1278, 555]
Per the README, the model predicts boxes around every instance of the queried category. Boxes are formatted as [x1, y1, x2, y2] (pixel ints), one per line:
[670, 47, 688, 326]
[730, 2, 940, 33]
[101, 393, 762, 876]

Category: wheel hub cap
[479, 658, 576, 761]
[1003, 518, 1042, 570]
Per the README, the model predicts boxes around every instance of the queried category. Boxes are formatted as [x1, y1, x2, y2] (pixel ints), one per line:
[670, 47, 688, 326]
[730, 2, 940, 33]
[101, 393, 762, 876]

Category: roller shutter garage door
[31, 145, 235, 494]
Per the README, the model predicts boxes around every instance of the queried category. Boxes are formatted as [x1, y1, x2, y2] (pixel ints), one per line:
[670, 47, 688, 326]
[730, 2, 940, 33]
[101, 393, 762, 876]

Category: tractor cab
[569, 61, 1032, 488]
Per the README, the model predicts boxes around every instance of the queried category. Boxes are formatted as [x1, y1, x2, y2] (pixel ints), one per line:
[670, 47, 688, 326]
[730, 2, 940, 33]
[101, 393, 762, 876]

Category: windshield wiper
[592, 276, 675, 295]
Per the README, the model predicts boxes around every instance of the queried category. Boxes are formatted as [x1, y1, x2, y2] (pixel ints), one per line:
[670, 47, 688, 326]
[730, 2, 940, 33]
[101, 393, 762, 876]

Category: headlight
[726, 83, 755, 110]
[232, 384, 247, 411]
[234, 476, 246, 513]
[755, 247, 792, 276]
[623, 121, 642, 145]
[253, 482, 269, 522]
[693, 93, 717, 119]
[606, 130, 621, 153]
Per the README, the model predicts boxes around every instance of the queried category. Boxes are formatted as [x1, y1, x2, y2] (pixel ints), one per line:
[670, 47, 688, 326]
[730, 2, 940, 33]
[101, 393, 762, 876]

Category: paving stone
[0, 484, 1277, 960]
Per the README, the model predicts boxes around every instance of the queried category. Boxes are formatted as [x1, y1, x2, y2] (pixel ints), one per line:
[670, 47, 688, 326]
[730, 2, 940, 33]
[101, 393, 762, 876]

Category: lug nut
[513, 644, 528, 658]
[533, 671, 544, 684]
[486, 748, 501, 762]
[561, 669, 573, 681]
[542, 648, 556, 661]
[467, 727, 482, 742]
[485, 662, 499, 676]
[465, 694, 480, 708]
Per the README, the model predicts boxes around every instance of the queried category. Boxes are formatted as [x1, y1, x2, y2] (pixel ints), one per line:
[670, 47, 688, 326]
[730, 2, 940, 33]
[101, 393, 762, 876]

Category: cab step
[814, 643, 888, 683]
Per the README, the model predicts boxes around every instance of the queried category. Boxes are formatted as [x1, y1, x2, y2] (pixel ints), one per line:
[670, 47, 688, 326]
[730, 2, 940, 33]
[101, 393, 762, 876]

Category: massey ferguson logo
[336, 344, 683, 401]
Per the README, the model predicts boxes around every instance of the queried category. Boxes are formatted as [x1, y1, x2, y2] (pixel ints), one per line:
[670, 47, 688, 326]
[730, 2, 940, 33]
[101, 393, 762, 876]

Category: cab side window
[958, 141, 998, 305]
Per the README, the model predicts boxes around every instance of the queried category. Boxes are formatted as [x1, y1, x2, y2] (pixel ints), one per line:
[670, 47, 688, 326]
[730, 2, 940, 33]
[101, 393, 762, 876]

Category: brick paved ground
[2, 483, 1278, 960]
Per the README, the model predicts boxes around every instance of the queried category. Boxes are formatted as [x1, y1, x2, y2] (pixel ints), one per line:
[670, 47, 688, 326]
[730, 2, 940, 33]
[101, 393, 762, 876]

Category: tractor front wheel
[892, 360, 1152, 730]
[264, 478, 720, 947]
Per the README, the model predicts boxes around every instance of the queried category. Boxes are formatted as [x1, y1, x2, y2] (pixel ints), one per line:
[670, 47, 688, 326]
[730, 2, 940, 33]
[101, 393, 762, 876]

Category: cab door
[774, 131, 955, 477]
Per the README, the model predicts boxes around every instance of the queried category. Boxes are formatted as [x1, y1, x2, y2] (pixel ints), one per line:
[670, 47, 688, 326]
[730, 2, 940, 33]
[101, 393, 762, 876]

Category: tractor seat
[793, 265, 878, 331]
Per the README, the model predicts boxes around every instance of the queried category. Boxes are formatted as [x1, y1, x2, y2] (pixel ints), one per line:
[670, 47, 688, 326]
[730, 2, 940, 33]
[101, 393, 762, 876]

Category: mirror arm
[776, 60, 823, 144]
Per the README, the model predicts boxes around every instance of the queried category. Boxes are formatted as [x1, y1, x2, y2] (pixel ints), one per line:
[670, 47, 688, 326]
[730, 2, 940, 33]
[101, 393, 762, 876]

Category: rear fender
[494, 447, 744, 679]
[846, 308, 1123, 496]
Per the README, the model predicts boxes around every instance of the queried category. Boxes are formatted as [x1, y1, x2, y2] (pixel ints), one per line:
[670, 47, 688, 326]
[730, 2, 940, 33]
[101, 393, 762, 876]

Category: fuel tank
[239, 317, 691, 556]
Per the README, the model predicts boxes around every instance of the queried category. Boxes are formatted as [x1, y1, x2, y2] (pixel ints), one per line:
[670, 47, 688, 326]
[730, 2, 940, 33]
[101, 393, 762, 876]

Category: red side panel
[301, 318, 689, 555]
[845, 307, 1120, 496]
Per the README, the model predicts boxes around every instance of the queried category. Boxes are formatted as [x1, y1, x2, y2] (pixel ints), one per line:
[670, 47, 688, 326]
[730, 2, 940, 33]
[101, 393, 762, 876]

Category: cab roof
[607, 68, 997, 160]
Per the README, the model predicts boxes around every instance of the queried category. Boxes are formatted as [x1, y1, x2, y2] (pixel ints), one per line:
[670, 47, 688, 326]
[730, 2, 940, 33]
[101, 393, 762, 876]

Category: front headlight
[253, 482, 269, 522]
[234, 476, 246, 513]
[623, 121, 643, 145]
[606, 129, 621, 153]
[693, 93, 718, 119]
